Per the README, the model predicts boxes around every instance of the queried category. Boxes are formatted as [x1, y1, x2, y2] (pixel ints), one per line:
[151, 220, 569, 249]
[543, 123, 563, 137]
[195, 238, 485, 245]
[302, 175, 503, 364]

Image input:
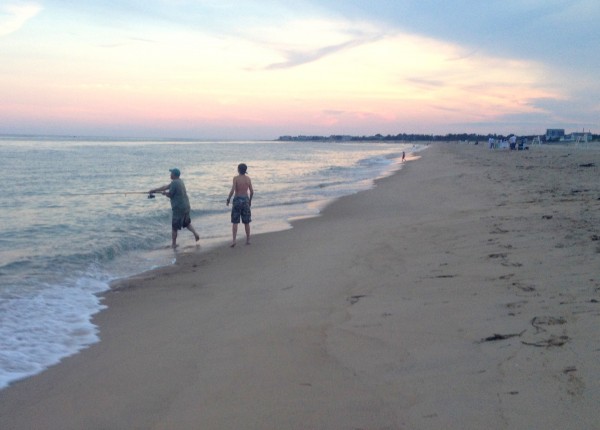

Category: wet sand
[1, 143, 599, 429]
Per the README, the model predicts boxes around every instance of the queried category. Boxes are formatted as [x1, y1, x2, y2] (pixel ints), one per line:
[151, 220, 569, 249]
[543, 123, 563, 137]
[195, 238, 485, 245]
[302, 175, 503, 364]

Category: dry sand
[1, 143, 599, 429]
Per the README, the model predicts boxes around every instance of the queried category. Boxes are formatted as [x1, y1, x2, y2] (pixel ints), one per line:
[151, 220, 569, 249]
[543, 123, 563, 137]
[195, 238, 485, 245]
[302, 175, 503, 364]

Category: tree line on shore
[277, 132, 599, 142]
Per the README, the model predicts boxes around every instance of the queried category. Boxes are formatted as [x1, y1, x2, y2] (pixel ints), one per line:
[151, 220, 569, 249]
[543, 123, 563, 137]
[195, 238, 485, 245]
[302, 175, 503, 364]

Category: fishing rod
[64, 191, 159, 198]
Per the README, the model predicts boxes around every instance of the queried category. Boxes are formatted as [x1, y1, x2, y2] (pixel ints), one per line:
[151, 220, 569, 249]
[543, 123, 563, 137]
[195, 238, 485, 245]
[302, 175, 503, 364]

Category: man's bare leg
[172, 229, 178, 249]
[231, 223, 238, 247]
[244, 223, 250, 245]
[187, 224, 200, 242]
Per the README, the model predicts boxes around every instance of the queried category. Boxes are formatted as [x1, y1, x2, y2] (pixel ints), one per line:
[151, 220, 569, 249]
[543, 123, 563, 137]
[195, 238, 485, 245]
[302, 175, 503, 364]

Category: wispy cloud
[405, 77, 445, 90]
[265, 34, 382, 70]
[0, 2, 42, 37]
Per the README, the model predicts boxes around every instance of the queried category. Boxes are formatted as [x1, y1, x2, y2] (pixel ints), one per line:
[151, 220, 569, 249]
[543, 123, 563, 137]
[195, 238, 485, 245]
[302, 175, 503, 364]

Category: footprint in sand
[511, 281, 536, 292]
[348, 295, 366, 305]
[506, 300, 528, 316]
[530, 316, 567, 333]
[522, 335, 570, 348]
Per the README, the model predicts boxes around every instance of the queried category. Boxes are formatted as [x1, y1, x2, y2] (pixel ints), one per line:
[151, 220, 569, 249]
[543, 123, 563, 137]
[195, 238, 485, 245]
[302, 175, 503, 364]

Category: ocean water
[0, 136, 418, 389]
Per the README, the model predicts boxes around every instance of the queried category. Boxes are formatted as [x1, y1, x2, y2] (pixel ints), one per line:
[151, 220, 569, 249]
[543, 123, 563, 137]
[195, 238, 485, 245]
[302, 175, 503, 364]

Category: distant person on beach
[150, 168, 200, 249]
[488, 137, 495, 149]
[402, 151, 406, 162]
[226, 163, 254, 247]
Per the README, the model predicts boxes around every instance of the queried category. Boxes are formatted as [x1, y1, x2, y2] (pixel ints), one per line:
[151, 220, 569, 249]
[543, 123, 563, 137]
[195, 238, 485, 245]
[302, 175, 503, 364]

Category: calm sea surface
[0, 136, 418, 389]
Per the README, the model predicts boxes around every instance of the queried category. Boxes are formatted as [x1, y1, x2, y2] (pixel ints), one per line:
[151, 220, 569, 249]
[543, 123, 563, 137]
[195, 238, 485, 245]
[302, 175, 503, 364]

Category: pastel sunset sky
[1, 1, 598, 139]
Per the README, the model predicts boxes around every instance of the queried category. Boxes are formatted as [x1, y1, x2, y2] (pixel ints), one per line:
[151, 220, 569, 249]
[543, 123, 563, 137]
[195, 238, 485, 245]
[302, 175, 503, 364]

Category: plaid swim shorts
[231, 196, 251, 224]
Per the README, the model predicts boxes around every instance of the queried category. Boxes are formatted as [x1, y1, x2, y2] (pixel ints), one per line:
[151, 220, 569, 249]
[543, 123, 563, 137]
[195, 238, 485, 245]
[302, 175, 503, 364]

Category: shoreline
[110, 149, 418, 291]
[1, 143, 598, 429]
[109, 153, 414, 289]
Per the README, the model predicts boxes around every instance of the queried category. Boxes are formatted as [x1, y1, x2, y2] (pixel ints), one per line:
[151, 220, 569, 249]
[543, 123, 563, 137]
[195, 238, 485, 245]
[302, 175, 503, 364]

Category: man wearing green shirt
[150, 168, 200, 248]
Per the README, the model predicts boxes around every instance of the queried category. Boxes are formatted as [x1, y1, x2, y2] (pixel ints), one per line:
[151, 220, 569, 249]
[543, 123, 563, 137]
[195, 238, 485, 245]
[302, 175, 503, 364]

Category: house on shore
[563, 131, 592, 143]
[545, 129, 593, 143]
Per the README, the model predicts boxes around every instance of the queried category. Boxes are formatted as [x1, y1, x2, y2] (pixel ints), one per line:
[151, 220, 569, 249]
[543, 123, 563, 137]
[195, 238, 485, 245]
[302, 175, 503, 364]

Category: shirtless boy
[226, 163, 254, 247]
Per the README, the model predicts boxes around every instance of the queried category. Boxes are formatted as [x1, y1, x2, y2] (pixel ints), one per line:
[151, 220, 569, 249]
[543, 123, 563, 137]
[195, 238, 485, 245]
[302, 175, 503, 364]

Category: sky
[1, 0, 599, 139]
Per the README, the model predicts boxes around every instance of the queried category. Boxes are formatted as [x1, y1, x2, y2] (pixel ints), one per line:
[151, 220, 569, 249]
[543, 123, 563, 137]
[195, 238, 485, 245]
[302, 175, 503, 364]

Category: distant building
[546, 129, 565, 141]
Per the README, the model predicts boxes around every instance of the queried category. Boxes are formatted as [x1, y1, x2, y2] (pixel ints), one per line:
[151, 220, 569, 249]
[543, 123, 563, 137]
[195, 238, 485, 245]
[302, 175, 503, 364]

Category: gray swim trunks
[231, 196, 251, 224]
[172, 210, 191, 230]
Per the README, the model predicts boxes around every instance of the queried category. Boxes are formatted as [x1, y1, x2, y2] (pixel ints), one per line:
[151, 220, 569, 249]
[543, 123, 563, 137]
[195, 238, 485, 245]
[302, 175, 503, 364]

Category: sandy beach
[1, 142, 599, 429]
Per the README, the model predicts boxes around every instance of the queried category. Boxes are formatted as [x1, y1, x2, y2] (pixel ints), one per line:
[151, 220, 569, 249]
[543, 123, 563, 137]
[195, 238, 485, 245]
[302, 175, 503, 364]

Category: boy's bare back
[233, 174, 252, 197]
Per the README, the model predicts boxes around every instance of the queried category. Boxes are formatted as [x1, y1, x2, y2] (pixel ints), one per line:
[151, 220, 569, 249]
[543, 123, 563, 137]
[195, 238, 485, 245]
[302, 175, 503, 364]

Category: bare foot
[246, 240, 251, 245]
[172, 243, 179, 249]
[230, 241, 236, 248]
[194, 233, 200, 242]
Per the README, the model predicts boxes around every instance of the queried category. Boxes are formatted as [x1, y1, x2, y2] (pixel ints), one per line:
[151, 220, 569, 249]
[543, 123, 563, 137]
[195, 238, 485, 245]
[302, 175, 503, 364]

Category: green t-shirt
[168, 178, 191, 213]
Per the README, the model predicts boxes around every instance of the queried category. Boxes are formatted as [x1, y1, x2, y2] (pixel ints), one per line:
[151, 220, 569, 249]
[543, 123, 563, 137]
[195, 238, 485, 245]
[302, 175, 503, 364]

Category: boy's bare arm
[226, 177, 236, 204]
